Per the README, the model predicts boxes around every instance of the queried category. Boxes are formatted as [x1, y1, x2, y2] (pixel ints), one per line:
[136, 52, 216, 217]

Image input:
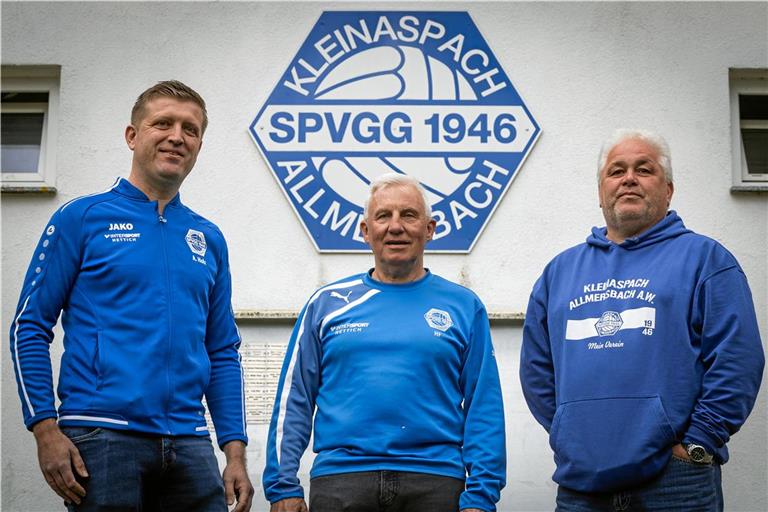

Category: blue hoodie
[9, 178, 247, 446]
[263, 271, 506, 511]
[520, 211, 764, 492]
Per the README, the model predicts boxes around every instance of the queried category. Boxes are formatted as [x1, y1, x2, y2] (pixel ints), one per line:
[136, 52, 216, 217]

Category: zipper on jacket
[158, 212, 173, 435]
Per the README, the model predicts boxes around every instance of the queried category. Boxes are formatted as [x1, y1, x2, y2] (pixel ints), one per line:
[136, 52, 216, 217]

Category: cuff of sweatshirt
[26, 411, 58, 432]
[460, 493, 495, 512]
[682, 424, 720, 455]
[215, 432, 248, 449]
[268, 491, 305, 505]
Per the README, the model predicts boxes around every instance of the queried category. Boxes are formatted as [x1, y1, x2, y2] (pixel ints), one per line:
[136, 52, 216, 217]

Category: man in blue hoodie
[263, 173, 506, 512]
[10, 81, 253, 511]
[520, 129, 764, 511]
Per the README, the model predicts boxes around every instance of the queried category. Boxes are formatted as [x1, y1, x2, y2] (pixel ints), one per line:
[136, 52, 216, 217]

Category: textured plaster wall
[2, 2, 766, 511]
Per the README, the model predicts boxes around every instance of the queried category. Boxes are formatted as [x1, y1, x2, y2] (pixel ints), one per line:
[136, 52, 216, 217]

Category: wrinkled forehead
[605, 138, 661, 166]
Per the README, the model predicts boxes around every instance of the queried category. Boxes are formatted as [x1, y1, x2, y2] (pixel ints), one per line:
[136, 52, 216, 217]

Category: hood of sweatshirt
[586, 210, 691, 250]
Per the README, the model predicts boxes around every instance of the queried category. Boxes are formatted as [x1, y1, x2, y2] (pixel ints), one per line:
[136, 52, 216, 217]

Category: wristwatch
[685, 443, 714, 464]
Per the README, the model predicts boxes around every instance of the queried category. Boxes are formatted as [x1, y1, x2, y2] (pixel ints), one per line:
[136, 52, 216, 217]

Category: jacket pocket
[550, 395, 675, 492]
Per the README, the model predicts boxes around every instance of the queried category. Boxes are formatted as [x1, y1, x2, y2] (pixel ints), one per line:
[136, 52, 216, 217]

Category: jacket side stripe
[13, 296, 35, 417]
[58, 415, 129, 425]
[239, 349, 247, 435]
[275, 278, 363, 464]
[231, 316, 247, 436]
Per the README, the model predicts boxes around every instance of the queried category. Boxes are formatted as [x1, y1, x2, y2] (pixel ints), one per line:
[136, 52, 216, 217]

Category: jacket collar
[113, 177, 181, 206]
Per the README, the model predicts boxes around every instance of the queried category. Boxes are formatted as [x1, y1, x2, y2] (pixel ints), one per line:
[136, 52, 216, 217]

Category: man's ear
[360, 219, 370, 244]
[426, 218, 436, 241]
[125, 125, 137, 151]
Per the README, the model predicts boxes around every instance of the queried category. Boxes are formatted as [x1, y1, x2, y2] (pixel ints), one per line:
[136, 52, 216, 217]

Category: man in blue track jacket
[9, 80, 253, 511]
[520, 129, 764, 511]
[263, 173, 506, 512]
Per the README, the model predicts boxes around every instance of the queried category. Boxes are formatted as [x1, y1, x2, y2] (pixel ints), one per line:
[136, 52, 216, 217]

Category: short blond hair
[131, 80, 208, 133]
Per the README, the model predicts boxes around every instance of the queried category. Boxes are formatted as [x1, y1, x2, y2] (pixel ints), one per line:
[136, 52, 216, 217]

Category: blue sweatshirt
[9, 178, 247, 446]
[520, 211, 764, 492]
[263, 271, 506, 511]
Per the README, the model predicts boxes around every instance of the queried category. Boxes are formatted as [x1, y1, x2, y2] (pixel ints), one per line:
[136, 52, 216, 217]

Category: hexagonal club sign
[250, 11, 540, 252]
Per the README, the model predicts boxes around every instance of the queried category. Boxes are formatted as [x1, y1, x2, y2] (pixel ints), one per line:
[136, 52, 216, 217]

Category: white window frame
[1, 67, 60, 192]
[729, 69, 768, 192]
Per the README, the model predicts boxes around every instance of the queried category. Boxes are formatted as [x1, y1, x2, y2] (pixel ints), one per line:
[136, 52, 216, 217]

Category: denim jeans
[61, 427, 226, 512]
[309, 470, 465, 512]
[556, 455, 723, 512]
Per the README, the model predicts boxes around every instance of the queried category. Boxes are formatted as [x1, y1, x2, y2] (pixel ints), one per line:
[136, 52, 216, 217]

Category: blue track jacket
[521, 211, 764, 492]
[10, 178, 247, 446]
[263, 271, 506, 511]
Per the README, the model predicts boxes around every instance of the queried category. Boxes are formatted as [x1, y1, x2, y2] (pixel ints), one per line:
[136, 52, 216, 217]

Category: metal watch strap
[685, 443, 714, 464]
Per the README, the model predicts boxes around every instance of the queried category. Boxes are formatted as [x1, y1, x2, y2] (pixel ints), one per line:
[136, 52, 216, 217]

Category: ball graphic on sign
[315, 45, 478, 101]
[313, 156, 473, 208]
[313, 44, 477, 209]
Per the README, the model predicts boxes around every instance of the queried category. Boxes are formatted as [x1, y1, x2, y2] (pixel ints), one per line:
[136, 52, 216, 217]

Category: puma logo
[330, 290, 353, 304]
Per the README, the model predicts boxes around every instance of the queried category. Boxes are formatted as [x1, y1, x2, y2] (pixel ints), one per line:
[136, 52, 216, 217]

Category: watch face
[689, 446, 706, 462]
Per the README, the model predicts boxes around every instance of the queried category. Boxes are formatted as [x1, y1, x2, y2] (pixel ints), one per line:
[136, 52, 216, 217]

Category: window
[1, 66, 60, 192]
[730, 69, 768, 192]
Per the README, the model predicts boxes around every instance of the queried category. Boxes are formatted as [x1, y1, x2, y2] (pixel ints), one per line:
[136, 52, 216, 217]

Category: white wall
[2, 2, 766, 511]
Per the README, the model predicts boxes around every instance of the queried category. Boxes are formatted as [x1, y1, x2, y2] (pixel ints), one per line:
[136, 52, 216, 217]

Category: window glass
[1, 112, 45, 172]
[741, 129, 767, 176]
[739, 94, 768, 177]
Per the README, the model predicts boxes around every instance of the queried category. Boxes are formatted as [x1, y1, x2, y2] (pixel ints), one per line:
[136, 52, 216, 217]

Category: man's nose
[167, 123, 184, 144]
[388, 215, 405, 232]
[622, 168, 639, 184]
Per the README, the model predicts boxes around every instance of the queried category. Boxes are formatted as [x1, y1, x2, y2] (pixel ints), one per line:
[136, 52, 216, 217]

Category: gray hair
[597, 129, 673, 183]
[363, 173, 432, 219]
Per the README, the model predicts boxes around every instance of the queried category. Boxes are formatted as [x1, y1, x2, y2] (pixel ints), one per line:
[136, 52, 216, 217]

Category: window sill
[234, 309, 525, 324]
[1, 184, 57, 194]
[730, 185, 768, 193]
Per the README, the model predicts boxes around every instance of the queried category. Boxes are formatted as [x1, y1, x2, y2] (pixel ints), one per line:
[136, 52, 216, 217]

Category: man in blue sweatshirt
[263, 173, 506, 512]
[520, 129, 764, 511]
[10, 80, 253, 511]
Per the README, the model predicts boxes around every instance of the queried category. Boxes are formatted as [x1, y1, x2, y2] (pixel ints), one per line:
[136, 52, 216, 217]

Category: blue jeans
[556, 455, 723, 511]
[61, 427, 226, 512]
[309, 470, 465, 512]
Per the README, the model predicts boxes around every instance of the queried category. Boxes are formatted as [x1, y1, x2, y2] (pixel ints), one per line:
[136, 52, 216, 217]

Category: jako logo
[249, 11, 540, 252]
[109, 223, 134, 231]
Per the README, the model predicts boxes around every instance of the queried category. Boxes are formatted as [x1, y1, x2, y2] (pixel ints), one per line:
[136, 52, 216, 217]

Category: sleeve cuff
[682, 423, 719, 455]
[215, 432, 248, 449]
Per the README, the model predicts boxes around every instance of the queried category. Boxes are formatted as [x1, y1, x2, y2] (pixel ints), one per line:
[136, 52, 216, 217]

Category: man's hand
[270, 497, 309, 512]
[32, 419, 88, 505]
[672, 443, 690, 460]
[222, 441, 254, 512]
